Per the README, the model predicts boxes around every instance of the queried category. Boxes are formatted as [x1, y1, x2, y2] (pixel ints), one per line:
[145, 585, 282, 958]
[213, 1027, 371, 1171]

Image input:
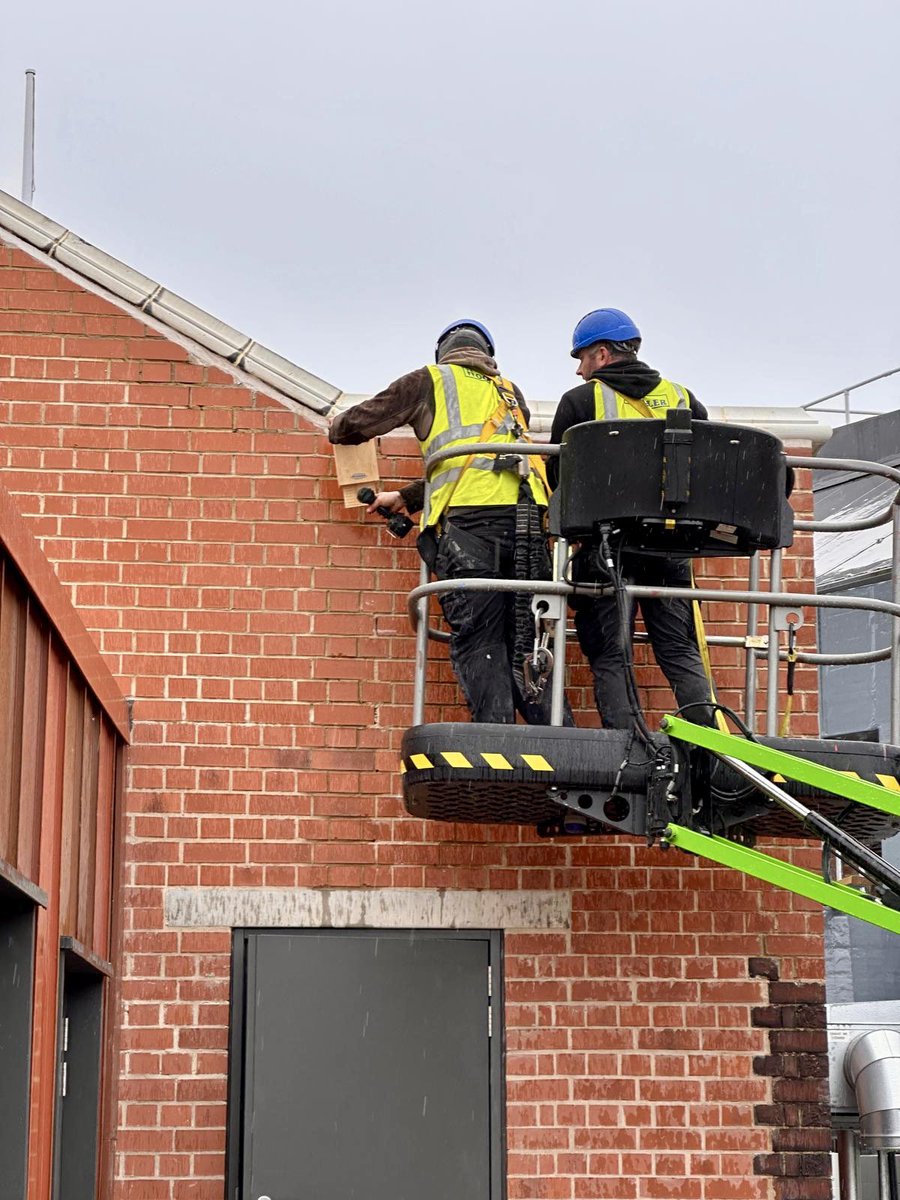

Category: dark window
[0, 881, 37, 1200]
[52, 946, 105, 1200]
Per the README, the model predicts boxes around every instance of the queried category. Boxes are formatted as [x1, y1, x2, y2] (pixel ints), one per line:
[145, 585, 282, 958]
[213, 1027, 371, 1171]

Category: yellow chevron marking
[411, 753, 433, 770]
[400, 761, 407, 775]
[482, 753, 513, 771]
[774, 769, 861, 783]
[877, 774, 900, 792]
[441, 751, 472, 769]
[522, 754, 554, 772]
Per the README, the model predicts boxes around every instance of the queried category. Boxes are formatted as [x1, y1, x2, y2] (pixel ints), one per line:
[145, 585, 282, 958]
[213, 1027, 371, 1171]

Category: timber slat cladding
[0, 529, 126, 956]
[92, 722, 117, 954]
[0, 559, 26, 866]
[18, 612, 48, 880]
[76, 697, 101, 945]
[59, 676, 85, 937]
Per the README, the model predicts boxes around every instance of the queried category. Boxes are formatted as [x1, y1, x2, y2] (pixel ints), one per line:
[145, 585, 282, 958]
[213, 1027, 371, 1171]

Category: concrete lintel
[165, 886, 571, 931]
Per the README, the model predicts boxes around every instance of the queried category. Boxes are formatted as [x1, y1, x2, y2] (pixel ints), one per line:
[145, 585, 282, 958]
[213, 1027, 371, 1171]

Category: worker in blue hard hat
[548, 308, 716, 729]
[330, 320, 571, 726]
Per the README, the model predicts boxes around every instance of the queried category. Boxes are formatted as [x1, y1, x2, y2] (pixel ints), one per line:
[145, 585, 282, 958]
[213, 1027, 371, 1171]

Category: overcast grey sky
[1, 0, 898, 411]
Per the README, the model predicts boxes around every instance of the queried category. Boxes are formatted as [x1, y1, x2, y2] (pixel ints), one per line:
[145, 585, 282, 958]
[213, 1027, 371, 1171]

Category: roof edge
[335, 394, 833, 447]
[0, 189, 341, 418]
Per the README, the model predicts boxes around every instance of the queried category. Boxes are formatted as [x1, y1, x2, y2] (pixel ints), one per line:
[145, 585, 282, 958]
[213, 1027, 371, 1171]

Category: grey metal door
[228, 929, 503, 1200]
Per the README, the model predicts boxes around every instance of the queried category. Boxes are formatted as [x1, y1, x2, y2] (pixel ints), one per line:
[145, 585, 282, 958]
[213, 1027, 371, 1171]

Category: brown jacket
[329, 350, 530, 514]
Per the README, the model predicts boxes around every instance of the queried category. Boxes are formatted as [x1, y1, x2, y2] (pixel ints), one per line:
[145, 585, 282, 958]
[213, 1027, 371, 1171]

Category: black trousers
[434, 512, 572, 725]
[573, 554, 715, 729]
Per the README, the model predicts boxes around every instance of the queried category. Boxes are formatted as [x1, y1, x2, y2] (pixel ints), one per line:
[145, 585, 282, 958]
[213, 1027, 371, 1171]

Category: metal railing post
[744, 552, 759, 732]
[411, 558, 430, 727]
[802, 367, 900, 422]
[411, 480, 433, 727]
[766, 549, 783, 735]
[550, 537, 569, 726]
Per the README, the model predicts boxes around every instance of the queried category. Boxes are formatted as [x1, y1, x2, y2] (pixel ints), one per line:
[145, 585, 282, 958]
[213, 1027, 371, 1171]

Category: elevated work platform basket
[401, 722, 900, 846]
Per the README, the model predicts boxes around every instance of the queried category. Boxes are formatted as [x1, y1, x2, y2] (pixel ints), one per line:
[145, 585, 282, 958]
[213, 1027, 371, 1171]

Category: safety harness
[424, 376, 548, 530]
[426, 377, 555, 701]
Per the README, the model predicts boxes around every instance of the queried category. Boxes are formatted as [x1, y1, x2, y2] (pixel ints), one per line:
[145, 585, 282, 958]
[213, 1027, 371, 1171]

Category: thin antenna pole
[22, 69, 36, 205]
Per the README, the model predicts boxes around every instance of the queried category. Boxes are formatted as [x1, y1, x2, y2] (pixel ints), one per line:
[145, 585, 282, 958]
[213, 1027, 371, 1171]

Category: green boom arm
[661, 714, 900, 934]
[663, 822, 900, 935]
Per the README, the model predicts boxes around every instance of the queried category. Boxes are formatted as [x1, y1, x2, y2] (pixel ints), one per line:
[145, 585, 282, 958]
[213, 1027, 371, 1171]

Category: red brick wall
[0, 239, 826, 1200]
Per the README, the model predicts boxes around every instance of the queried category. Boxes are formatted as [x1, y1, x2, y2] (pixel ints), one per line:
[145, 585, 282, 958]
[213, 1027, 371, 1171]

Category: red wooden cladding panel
[92, 720, 117, 959]
[0, 544, 127, 954]
[76, 697, 100, 946]
[17, 611, 48, 882]
[26, 641, 68, 1200]
[0, 557, 122, 950]
[96, 732, 127, 1200]
[58, 674, 85, 938]
[0, 560, 26, 865]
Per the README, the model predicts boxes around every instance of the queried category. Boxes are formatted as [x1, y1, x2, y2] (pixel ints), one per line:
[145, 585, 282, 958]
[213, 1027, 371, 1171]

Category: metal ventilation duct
[844, 1029, 900, 1150]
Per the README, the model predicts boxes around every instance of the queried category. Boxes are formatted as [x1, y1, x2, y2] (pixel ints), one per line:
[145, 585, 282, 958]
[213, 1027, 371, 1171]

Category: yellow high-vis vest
[419, 365, 548, 528]
[593, 377, 689, 420]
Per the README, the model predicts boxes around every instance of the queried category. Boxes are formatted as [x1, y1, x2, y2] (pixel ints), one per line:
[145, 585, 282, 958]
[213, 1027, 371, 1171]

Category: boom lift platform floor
[401, 722, 900, 846]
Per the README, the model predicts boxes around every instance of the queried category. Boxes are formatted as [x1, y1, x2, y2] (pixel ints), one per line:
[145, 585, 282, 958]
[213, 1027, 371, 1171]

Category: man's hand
[366, 490, 406, 515]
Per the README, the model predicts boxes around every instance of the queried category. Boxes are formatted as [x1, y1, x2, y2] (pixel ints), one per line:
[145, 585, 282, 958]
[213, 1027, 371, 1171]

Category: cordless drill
[357, 488, 414, 539]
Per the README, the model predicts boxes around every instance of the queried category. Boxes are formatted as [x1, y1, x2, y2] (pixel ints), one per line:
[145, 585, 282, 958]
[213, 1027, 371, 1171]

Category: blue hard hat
[435, 318, 495, 359]
[570, 308, 641, 357]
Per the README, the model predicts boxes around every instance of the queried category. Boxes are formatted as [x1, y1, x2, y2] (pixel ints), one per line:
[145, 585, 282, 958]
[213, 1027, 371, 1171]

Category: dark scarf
[591, 358, 661, 399]
[437, 347, 500, 376]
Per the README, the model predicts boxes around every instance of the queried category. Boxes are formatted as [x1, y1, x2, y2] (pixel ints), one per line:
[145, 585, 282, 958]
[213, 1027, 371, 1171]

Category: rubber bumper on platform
[400, 723, 900, 843]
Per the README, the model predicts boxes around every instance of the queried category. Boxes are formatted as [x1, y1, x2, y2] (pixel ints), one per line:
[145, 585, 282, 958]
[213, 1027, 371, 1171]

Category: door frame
[225, 927, 506, 1200]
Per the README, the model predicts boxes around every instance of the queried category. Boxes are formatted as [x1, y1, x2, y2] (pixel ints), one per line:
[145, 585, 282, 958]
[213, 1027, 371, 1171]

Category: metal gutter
[0, 188, 341, 417]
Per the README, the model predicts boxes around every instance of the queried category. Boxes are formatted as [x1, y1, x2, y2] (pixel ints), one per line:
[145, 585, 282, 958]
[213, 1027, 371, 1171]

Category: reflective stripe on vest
[419, 364, 548, 527]
[593, 378, 689, 420]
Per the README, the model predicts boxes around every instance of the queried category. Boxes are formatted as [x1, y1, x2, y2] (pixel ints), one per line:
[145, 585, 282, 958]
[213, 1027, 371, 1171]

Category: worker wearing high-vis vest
[417, 362, 547, 528]
[548, 308, 716, 730]
[329, 319, 568, 726]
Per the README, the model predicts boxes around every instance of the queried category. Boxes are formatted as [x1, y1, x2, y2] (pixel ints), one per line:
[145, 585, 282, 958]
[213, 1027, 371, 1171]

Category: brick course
[0, 240, 826, 1199]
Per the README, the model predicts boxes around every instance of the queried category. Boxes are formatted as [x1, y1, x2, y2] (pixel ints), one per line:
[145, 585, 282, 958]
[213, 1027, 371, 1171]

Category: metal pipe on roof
[21, 70, 35, 205]
[844, 1030, 900, 1152]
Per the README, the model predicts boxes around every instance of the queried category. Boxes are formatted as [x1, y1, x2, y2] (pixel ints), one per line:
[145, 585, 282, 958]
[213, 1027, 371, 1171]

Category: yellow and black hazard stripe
[401, 750, 556, 776]
[401, 752, 900, 794]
